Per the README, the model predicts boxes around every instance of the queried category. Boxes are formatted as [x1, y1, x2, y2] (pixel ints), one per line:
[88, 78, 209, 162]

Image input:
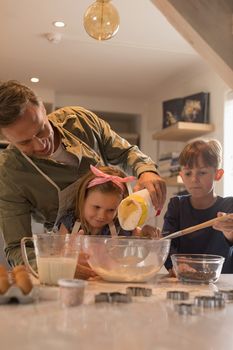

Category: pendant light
[83, 0, 120, 41]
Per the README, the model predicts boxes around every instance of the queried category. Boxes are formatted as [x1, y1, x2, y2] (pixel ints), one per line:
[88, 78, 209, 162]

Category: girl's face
[180, 157, 223, 198]
[83, 190, 123, 232]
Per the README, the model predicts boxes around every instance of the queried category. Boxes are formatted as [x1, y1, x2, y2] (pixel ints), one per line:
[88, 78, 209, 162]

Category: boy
[163, 139, 233, 274]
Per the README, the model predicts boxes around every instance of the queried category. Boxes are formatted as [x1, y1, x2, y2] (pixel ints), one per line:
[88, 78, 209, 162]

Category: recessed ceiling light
[30, 77, 39, 83]
[53, 21, 66, 28]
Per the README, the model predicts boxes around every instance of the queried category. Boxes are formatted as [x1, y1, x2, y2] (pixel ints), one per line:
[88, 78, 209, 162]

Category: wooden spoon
[159, 214, 232, 241]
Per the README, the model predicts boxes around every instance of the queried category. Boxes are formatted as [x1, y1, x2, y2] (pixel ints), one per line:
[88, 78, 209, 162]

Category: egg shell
[13, 265, 27, 275]
[14, 271, 33, 295]
[0, 265, 8, 277]
[0, 276, 10, 294]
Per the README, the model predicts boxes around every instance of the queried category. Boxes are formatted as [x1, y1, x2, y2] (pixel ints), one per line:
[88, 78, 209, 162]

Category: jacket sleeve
[51, 106, 159, 178]
[95, 114, 158, 177]
[0, 166, 35, 266]
[52, 106, 158, 177]
[162, 197, 180, 270]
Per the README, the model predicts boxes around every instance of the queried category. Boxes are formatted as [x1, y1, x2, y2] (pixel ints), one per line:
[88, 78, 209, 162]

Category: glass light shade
[83, 0, 120, 41]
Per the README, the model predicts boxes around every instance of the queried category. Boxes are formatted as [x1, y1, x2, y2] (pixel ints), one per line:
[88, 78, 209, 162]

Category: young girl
[58, 165, 135, 236]
[58, 165, 158, 279]
[163, 139, 233, 274]
[57, 165, 135, 278]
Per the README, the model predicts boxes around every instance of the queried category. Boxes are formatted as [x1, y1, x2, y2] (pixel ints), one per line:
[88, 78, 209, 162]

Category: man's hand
[213, 212, 233, 243]
[134, 172, 166, 211]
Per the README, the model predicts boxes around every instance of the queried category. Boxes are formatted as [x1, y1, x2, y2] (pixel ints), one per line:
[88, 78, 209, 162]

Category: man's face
[1, 103, 55, 157]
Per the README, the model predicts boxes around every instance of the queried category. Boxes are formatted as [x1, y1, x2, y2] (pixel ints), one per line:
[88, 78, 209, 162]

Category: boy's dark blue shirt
[163, 195, 233, 273]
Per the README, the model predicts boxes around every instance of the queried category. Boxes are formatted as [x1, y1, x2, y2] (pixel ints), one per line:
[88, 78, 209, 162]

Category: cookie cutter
[126, 286, 152, 297]
[95, 292, 132, 304]
[167, 290, 189, 301]
[194, 295, 225, 309]
[175, 303, 195, 315]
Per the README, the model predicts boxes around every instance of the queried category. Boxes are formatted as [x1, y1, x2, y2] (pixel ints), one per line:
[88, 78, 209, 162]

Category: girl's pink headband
[87, 165, 135, 192]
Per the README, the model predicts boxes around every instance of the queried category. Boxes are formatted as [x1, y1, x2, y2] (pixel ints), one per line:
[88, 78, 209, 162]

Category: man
[0, 80, 166, 266]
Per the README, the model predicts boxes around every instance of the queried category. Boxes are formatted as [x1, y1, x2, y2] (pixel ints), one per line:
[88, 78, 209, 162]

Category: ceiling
[1, 0, 208, 100]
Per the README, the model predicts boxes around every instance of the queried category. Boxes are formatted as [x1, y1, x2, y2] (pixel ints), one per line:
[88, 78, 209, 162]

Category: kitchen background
[0, 0, 233, 265]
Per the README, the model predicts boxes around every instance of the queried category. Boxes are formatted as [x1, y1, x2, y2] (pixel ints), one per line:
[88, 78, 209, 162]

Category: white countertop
[1, 274, 233, 350]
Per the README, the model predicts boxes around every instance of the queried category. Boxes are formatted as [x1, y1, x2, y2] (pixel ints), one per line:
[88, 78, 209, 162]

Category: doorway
[224, 91, 233, 196]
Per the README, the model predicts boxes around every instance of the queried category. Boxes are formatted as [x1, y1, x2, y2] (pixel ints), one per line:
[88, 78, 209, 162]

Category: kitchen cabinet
[54, 107, 141, 146]
[95, 111, 140, 146]
[153, 122, 215, 187]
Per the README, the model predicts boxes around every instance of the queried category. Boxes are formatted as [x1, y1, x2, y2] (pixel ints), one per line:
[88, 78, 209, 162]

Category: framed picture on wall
[162, 92, 210, 128]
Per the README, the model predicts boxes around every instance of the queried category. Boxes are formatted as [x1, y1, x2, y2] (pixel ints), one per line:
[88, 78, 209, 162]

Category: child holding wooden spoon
[163, 139, 233, 274]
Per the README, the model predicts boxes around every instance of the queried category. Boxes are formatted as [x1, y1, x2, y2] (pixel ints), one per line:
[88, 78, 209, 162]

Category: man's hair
[179, 139, 222, 169]
[75, 166, 128, 234]
[0, 80, 41, 127]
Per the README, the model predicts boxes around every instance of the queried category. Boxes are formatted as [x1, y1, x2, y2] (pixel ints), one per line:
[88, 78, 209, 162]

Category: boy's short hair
[179, 139, 222, 169]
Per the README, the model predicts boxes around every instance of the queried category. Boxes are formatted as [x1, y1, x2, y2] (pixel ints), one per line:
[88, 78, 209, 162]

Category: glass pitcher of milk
[21, 233, 80, 285]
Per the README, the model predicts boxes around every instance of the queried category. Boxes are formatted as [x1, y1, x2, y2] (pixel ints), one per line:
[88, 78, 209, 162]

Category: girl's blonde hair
[75, 166, 129, 234]
[179, 139, 222, 169]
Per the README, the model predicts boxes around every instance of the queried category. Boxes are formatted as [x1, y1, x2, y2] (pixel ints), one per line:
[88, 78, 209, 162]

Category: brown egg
[0, 265, 8, 277]
[12, 265, 27, 276]
[0, 276, 10, 294]
[14, 271, 33, 295]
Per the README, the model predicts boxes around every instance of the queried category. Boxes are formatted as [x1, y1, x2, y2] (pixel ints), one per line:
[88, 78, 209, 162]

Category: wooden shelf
[152, 122, 215, 142]
[164, 176, 184, 187]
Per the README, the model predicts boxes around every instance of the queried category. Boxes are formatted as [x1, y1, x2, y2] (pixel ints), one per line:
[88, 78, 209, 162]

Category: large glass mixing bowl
[80, 236, 170, 282]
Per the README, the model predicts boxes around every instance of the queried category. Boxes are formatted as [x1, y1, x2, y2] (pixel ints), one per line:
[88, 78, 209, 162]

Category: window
[223, 91, 233, 196]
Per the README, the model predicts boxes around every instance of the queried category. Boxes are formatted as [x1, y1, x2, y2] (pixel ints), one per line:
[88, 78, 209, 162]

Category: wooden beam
[151, 0, 233, 89]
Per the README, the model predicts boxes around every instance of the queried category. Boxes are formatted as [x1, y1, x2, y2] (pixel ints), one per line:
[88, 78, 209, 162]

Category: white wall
[33, 86, 55, 106]
[146, 65, 230, 228]
[55, 94, 146, 115]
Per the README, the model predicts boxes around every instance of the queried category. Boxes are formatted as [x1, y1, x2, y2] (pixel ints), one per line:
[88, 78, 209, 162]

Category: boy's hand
[213, 212, 233, 243]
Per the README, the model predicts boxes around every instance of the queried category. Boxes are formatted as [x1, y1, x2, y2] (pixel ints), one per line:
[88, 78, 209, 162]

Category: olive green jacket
[0, 106, 157, 266]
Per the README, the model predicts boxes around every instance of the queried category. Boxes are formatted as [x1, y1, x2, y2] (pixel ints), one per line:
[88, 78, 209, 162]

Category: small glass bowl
[58, 279, 87, 307]
[171, 254, 225, 284]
